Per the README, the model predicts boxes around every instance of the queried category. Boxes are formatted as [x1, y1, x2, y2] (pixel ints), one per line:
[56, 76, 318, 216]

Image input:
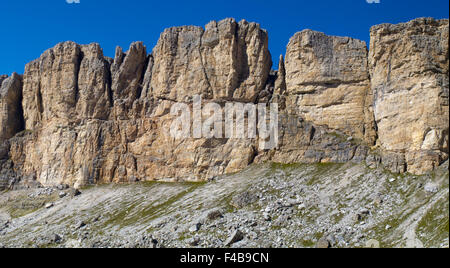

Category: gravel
[0, 162, 448, 248]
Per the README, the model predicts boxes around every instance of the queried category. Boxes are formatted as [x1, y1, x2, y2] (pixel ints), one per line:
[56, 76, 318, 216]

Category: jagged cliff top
[3, 17, 448, 78]
[288, 29, 369, 47]
[0, 17, 448, 189]
[370, 17, 449, 33]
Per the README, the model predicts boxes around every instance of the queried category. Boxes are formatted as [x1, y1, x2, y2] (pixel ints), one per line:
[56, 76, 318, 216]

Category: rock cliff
[284, 30, 376, 144]
[369, 18, 449, 174]
[0, 73, 23, 142]
[0, 17, 448, 188]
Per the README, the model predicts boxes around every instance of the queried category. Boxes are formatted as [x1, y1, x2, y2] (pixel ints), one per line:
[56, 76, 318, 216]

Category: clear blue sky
[1, 0, 448, 75]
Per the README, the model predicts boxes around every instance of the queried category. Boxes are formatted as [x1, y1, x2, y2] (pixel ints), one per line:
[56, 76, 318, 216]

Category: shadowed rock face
[0, 75, 8, 87]
[0, 73, 24, 191]
[0, 73, 24, 142]
[0, 17, 448, 187]
[369, 18, 449, 174]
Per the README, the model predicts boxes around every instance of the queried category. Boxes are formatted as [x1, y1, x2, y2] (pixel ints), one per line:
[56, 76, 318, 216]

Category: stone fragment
[316, 237, 331, 248]
[224, 229, 244, 246]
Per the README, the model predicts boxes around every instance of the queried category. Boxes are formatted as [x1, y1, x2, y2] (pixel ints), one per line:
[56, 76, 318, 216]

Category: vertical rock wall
[284, 30, 377, 145]
[0, 17, 448, 187]
[369, 18, 449, 174]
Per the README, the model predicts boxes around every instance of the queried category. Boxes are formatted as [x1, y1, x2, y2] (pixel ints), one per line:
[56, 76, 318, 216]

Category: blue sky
[0, 0, 448, 75]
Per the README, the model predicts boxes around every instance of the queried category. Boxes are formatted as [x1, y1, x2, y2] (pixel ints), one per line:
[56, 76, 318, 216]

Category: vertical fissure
[16, 76, 25, 133]
[74, 49, 84, 106]
[104, 59, 114, 107]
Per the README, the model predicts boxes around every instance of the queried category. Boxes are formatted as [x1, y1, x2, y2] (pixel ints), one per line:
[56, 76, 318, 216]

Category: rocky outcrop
[0, 75, 7, 88]
[369, 18, 449, 174]
[0, 73, 24, 142]
[284, 30, 377, 145]
[111, 42, 148, 116]
[0, 17, 448, 187]
[5, 19, 274, 186]
[149, 18, 272, 102]
[12, 42, 114, 187]
[0, 73, 24, 190]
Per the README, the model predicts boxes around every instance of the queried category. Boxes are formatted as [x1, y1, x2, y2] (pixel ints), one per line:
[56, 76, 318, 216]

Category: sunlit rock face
[0, 17, 448, 187]
[284, 29, 377, 145]
[369, 18, 449, 174]
[149, 18, 272, 102]
[6, 19, 273, 186]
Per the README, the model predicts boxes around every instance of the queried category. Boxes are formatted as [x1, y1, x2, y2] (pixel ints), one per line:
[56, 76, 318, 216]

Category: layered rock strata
[284, 30, 377, 145]
[369, 18, 449, 174]
[0, 17, 448, 188]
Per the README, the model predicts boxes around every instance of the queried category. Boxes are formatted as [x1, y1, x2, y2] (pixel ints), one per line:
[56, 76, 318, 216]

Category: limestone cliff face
[149, 18, 272, 102]
[369, 18, 449, 174]
[0, 17, 448, 188]
[284, 30, 377, 145]
[5, 19, 273, 187]
[14, 42, 112, 186]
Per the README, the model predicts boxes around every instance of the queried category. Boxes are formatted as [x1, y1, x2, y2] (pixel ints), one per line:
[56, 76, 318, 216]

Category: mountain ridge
[0, 17, 448, 189]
